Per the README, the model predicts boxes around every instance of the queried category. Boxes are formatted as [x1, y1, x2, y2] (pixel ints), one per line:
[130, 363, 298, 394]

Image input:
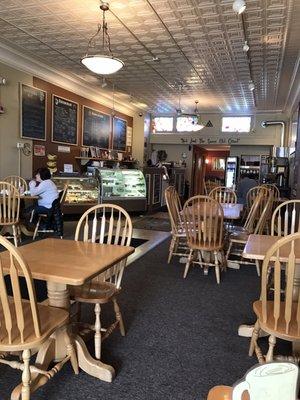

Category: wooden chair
[246, 186, 269, 215]
[182, 195, 225, 284]
[249, 232, 300, 363]
[0, 181, 21, 246]
[271, 200, 300, 237]
[262, 183, 280, 201]
[226, 192, 274, 275]
[209, 186, 237, 204]
[32, 184, 68, 240]
[3, 175, 28, 193]
[0, 235, 78, 400]
[165, 186, 187, 263]
[207, 385, 249, 400]
[73, 204, 132, 360]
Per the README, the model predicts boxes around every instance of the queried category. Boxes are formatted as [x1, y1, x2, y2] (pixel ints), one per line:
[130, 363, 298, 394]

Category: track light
[248, 81, 255, 91]
[243, 41, 249, 52]
[233, 0, 246, 14]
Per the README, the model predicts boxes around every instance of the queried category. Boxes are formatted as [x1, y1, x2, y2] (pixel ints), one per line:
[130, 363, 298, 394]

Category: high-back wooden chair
[165, 186, 187, 263]
[73, 204, 132, 360]
[249, 232, 300, 363]
[227, 193, 274, 275]
[0, 181, 21, 246]
[262, 183, 280, 201]
[209, 186, 237, 204]
[3, 175, 28, 192]
[271, 200, 300, 237]
[246, 186, 269, 213]
[183, 195, 225, 284]
[0, 235, 78, 399]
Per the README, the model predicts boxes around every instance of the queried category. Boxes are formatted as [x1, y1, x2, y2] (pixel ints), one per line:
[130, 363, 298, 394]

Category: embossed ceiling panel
[0, 0, 298, 113]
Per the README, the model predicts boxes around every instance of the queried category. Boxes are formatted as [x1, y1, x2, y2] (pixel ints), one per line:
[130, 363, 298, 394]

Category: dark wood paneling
[32, 77, 133, 174]
[294, 104, 300, 199]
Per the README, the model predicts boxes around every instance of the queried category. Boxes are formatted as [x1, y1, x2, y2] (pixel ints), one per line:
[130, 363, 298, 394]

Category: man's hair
[36, 167, 51, 180]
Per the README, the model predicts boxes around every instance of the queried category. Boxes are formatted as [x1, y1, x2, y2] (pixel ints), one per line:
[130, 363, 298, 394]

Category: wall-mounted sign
[58, 145, 71, 153]
[52, 95, 78, 145]
[20, 84, 46, 141]
[82, 106, 110, 149]
[33, 144, 45, 156]
[113, 117, 127, 152]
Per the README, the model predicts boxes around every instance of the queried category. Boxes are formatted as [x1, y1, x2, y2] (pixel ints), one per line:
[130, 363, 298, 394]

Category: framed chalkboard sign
[20, 84, 46, 141]
[82, 106, 110, 149]
[52, 95, 78, 145]
[112, 117, 127, 152]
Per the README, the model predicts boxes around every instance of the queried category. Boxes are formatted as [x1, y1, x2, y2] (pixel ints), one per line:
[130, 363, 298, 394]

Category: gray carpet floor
[0, 238, 291, 400]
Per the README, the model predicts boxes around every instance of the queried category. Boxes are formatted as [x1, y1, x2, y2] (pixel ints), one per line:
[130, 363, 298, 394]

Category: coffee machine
[260, 147, 290, 196]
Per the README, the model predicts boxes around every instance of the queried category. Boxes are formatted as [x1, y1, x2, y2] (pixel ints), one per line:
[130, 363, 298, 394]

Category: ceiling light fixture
[176, 83, 183, 115]
[81, 2, 124, 75]
[101, 77, 107, 88]
[232, 0, 246, 14]
[248, 81, 255, 91]
[243, 41, 249, 52]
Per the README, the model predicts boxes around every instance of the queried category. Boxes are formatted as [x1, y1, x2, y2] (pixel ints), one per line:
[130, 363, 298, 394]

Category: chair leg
[249, 319, 260, 356]
[255, 260, 260, 277]
[63, 325, 79, 374]
[21, 349, 31, 400]
[214, 251, 220, 284]
[183, 249, 193, 278]
[113, 297, 125, 336]
[226, 240, 232, 260]
[33, 216, 41, 240]
[168, 237, 176, 264]
[12, 225, 18, 247]
[75, 302, 81, 323]
[266, 335, 276, 362]
[94, 303, 101, 360]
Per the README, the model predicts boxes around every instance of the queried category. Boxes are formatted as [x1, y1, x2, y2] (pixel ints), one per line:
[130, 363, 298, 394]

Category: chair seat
[253, 300, 300, 341]
[187, 239, 224, 251]
[0, 299, 69, 351]
[207, 385, 249, 400]
[73, 281, 120, 304]
[229, 231, 249, 243]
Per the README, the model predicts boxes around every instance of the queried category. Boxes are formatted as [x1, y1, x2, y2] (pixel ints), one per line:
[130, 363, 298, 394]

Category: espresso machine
[260, 147, 290, 196]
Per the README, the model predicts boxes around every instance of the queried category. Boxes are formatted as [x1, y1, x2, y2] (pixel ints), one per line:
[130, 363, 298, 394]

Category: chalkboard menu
[20, 84, 46, 141]
[113, 117, 127, 151]
[82, 106, 110, 148]
[52, 95, 78, 145]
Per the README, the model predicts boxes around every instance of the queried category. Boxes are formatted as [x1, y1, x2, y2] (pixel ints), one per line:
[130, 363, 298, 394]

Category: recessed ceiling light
[233, 0, 246, 14]
[243, 41, 249, 52]
[248, 81, 255, 91]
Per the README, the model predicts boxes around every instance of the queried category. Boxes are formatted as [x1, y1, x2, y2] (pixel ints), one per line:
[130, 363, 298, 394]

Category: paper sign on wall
[34, 144, 45, 157]
[126, 126, 132, 146]
[64, 164, 73, 173]
[58, 145, 71, 153]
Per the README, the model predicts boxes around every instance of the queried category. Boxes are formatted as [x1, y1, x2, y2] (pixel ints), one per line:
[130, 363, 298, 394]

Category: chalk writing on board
[82, 106, 110, 149]
[113, 117, 127, 151]
[52, 95, 78, 145]
[20, 84, 46, 141]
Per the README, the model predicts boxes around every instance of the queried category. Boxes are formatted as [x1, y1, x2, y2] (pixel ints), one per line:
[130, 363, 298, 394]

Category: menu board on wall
[82, 106, 110, 149]
[52, 95, 78, 145]
[20, 84, 46, 141]
[113, 117, 127, 151]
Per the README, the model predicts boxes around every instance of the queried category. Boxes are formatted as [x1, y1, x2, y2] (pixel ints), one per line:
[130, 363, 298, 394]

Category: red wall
[204, 150, 230, 181]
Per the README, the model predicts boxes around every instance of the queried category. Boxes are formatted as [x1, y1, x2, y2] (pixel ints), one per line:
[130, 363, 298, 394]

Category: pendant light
[194, 100, 204, 130]
[81, 2, 124, 75]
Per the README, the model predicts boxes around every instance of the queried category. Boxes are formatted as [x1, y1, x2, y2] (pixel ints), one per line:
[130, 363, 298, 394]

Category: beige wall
[0, 62, 33, 179]
[132, 114, 145, 166]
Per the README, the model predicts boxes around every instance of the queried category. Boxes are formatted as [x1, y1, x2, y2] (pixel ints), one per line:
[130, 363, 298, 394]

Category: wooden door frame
[191, 145, 206, 196]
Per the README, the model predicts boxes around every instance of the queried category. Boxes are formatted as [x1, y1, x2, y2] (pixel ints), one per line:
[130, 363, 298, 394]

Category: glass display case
[98, 169, 146, 212]
[52, 175, 99, 213]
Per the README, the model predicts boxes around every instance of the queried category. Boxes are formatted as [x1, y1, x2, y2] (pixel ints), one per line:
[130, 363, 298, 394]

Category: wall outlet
[16, 142, 25, 149]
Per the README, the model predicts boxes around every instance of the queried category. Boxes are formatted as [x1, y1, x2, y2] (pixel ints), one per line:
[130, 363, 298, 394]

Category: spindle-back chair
[3, 175, 28, 192]
[0, 181, 21, 246]
[271, 200, 300, 237]
[209, 186, 237, 204]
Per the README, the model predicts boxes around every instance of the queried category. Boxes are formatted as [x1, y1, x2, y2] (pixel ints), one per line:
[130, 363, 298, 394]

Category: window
[222, 117, 251, 133]
[152, 117, 173, 133]
[176, 116, 204, 132]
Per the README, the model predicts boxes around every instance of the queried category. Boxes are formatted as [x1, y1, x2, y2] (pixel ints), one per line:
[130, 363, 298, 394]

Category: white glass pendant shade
[81, 55, 124, 75]
[232, 0, 246, 14]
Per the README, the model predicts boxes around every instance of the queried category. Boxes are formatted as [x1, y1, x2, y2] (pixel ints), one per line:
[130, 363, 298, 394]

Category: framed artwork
[212, 157, 226, 171]
[82, 106, 110, 149]
[20, 83, 46, 141]
[52, 95, 78, 145]
[90, 146, 97, 158]
[112, 117, 127, 152]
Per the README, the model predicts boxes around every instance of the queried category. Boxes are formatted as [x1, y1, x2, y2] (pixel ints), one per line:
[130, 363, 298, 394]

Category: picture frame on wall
[20, 83, 47, 141]
[52, 95, 78, 145]
[112, 116, 127, 152]
[90, 146, 97, 158]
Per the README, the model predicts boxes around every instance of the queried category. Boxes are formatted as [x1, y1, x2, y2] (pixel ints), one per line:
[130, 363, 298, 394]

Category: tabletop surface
[243, 234, 300, 262]
[1, 238, 135, 286]
[221, 203, 243, 219]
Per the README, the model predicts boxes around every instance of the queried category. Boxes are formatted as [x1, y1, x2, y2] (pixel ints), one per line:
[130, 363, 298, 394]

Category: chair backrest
[209, 186, 237, 204]
[0, 235, 41, 346]
[244, 192, 273, 234]
[262, 183, 280, 201]
[75, 204, 133, 288]
[246, 186, 269, 213]
[183, 195, 224, 250]
[59, 184, 68, 205]
[3, 176, 28, 192]
[260, 232, 300, 335]
[271, 200, 300, 237]
[165, 186, 184, 234]
[0, 182, 20, 226]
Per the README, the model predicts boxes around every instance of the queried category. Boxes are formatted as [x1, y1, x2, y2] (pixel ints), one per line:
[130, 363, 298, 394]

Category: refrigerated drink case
[225, 157, 238, 189]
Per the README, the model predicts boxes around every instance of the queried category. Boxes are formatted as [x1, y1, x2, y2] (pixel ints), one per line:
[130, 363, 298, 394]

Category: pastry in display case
[98, 169, 146, 212]
[52, 176, 99, 213]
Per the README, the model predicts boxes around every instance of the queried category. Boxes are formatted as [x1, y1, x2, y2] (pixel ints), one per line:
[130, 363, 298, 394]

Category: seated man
[237, 173, 257, 205]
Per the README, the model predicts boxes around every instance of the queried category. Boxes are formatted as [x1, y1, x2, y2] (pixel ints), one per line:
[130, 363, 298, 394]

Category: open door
[191, 145, 206, 195]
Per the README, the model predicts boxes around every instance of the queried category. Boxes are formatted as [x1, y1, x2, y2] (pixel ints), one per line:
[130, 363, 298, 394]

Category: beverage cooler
[225, 157, 238, 189]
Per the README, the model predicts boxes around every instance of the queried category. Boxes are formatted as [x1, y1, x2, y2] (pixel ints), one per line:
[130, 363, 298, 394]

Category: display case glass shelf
[52, 176, 99, 205]
[99, 169, 146, 199]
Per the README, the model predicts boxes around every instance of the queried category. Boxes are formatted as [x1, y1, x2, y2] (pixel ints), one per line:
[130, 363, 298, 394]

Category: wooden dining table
[241, 234, 300, 358]
[1, 238, 134, 396]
